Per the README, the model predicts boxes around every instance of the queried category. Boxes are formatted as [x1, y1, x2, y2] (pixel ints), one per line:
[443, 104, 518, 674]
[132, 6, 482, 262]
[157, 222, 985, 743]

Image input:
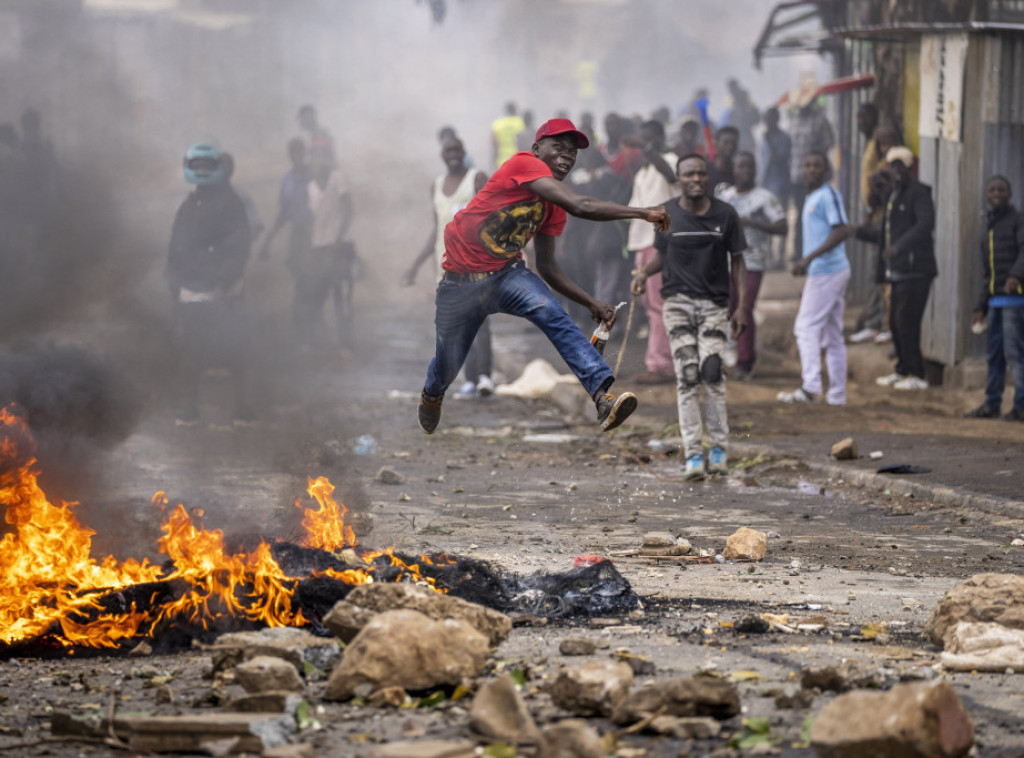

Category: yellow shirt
[492, 115, 526, 168]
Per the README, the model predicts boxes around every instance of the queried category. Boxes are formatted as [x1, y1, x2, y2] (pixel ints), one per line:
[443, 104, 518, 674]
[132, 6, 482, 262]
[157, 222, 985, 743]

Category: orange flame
[0, 407, 450, 650]
[0, 408, 161, 647]
[298, 476, 356, 551]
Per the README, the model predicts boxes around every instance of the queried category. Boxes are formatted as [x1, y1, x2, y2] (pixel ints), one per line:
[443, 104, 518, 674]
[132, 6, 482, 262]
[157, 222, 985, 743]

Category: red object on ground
[574, 554, 608, 567]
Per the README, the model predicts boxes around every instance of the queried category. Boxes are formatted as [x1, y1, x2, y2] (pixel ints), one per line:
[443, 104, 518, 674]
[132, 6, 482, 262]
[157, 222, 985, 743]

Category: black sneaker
[965, 404, 1000, 418]
[596, 391, 638, 432]
[1004, 408, 1024, 422]
[418, 391, 444, 434]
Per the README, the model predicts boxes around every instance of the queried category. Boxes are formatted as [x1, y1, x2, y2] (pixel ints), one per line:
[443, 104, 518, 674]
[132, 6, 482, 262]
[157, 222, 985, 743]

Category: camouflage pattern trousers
[662, 293, 729, 459]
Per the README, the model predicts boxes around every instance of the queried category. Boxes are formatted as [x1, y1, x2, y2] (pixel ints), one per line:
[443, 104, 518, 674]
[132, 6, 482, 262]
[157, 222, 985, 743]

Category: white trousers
[794, 268, 850, 405]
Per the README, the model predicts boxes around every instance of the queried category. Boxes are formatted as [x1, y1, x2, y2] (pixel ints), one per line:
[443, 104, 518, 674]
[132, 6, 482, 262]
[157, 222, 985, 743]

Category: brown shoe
[634, 371, 674, 385]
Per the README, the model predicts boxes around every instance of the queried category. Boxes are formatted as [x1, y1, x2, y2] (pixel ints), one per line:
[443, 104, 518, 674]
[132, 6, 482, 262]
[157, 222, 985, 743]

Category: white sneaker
[777, 387, 817, 403]
[476, 375, 495, 397]
[873, 330, 893, 344]
[455, 381, 477, 398]
[849, 328, 879, 344]
[893, 375, 928, 390]
[875, 373, 906, 387]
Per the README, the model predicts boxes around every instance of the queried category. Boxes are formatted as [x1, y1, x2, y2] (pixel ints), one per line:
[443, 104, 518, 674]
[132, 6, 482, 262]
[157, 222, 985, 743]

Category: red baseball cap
[533, 118, 590, 149]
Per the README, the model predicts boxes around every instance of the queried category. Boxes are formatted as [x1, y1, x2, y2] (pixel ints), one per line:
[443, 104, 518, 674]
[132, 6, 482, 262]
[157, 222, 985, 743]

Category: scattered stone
[925, 573, 1024, 647]
[234, 656, 304, 695]
[129, 640, 153, 657]
[648, 715, 722, 739]
[375, 466, 405, 484]
[610, 675, 740, 725]
[588, 617, 621, 628]
[550, 660, 634, 716]
[209, 627, 341, 673]
[771, 684, 814, 709]
[324, 609, 490, 700]
[559, 637, 598, 656]
[368, 686, 409, 708]
[940, 621, 1024, 672]
[800, 662, 884, 693]
[810, 679, 973, 758]
[109, 713, 294, 754]
[536, 719, 605, 758]
[469, 675, 541, 744]
[367, 740, 477, 758]
[614, 651, 657, 676]
[831, 437, 858, 460]
[642, 532, 676, 547]
[323, 582, 511, 648]
[734, 614, 770, 634]
[154, 684, 174, 704]
[722, 527, 767, 561]
[226, 693, 303, 714]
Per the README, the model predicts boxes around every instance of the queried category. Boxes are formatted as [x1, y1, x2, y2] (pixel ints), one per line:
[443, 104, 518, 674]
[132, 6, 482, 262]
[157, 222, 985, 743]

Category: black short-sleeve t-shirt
[653, 197, 747, 306]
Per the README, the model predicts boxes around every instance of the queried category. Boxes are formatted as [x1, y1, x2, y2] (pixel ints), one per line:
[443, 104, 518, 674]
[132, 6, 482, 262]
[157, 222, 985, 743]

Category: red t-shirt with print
[442, 152, 568, 273]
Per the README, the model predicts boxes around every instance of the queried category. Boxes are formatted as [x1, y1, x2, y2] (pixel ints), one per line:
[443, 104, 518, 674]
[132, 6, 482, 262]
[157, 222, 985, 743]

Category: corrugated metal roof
[837, 22, 1024, 40]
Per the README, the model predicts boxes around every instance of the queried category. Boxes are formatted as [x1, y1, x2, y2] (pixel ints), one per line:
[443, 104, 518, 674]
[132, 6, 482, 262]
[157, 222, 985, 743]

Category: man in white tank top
[403, 136, 493, 396]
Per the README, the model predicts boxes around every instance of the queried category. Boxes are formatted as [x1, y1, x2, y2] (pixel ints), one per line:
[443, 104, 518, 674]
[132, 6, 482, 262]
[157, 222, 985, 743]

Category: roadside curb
[731, 441, 1024, 520]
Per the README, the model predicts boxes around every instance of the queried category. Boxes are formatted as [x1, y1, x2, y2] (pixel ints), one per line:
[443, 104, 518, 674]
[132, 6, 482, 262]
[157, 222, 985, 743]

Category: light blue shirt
[802, 183, 849, 277]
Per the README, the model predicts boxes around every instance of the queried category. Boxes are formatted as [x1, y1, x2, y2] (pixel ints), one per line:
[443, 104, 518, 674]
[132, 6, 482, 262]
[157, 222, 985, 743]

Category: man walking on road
[419, 118, 668, 435]
[631, 154, 748, 480]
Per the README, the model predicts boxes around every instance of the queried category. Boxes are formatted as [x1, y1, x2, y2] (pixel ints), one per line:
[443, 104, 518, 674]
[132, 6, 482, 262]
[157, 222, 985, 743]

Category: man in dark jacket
[966, 175, 1024, 420]
[854, 146, 936, 390]
[168, 142, 252, 424]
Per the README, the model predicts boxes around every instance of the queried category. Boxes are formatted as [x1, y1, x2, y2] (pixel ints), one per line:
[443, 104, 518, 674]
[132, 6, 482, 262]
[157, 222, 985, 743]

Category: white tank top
[432, 169, 484, 276]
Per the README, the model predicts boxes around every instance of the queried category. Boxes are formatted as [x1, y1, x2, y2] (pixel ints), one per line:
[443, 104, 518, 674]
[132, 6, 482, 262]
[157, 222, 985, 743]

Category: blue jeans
[985, 305, 1024, 412]
[423, 261, 614, 400]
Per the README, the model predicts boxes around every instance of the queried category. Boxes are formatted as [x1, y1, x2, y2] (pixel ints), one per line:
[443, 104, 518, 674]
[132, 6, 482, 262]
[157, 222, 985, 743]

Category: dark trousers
[890, 278, 932, 379]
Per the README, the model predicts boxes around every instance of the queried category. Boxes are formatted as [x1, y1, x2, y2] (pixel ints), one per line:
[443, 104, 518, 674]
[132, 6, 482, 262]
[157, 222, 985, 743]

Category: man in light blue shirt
[778, 151, 852, 405]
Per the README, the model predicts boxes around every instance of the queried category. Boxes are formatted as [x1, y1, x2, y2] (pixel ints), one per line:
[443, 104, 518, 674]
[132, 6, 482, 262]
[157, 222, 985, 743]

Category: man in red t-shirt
[419, 118, 669, 435]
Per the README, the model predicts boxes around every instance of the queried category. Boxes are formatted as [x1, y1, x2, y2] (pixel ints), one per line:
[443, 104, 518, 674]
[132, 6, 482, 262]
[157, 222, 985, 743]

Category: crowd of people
[167, 104, 357, 425]
[11, 76, 1019, 459]
[407, 80, 1023, 479]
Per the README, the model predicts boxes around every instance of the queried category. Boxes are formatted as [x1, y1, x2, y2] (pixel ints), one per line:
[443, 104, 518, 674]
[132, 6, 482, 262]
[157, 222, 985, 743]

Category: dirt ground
[3, 287, 1024, 757]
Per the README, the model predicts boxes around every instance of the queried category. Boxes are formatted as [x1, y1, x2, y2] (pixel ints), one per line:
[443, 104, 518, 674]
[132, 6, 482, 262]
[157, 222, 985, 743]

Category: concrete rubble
[208, 627, 342, 673]
[722, 526, 768, 561]
[234, 655, 304, 694]
[323, 608, 491, 700]
[925, 573, 1024, 646]
[322, 581, 512, 647]
[610, 675, 742, 725]
[550, 659, 634, 716]
[809, 679, 974, 758]
[830, 437, 858, 460]
[468, 674, 541, 744]
[536, 719, 605, 758]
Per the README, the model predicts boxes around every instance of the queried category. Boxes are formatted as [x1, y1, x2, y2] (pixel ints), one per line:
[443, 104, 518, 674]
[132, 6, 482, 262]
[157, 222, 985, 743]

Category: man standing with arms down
[418, 118, 669, 435]
[778, 152, 851, 405]
[631, 154, 748, 480]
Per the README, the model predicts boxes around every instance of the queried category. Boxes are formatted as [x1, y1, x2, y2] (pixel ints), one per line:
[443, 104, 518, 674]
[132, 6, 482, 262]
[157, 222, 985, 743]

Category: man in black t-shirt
[631, 154, 747, 480]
